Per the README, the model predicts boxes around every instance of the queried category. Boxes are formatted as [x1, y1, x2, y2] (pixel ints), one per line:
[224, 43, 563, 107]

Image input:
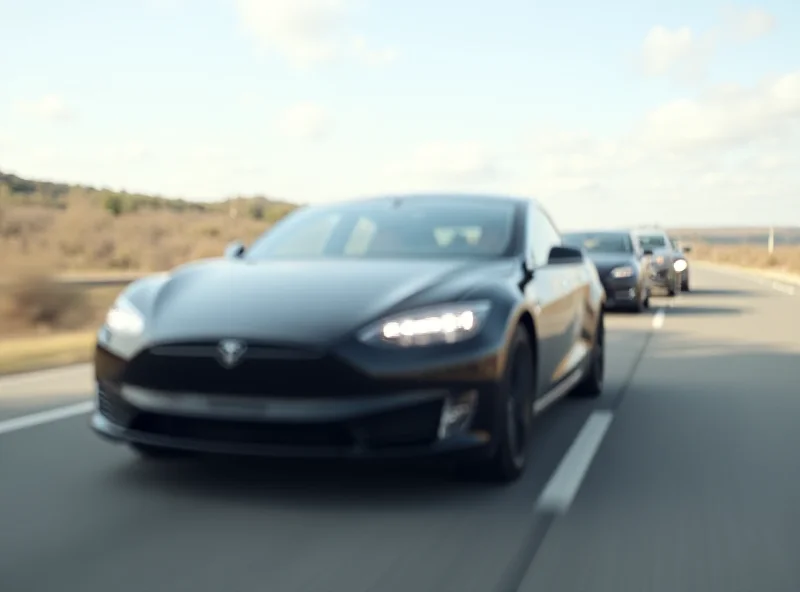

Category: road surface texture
[1, 266, 798, 592]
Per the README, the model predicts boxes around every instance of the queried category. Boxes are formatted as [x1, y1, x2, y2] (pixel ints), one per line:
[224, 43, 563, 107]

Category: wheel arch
[515, 310, 539, 385]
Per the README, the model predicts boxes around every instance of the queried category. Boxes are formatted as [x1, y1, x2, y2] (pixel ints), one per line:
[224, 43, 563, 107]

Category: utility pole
[768, 226, 775, 255]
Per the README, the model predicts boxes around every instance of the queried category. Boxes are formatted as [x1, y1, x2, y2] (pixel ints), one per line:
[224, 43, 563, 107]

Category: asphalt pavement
[1, 265, 798, 592]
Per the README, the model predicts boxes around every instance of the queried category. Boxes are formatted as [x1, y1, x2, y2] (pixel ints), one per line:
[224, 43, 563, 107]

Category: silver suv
[633, 228, 687, 296]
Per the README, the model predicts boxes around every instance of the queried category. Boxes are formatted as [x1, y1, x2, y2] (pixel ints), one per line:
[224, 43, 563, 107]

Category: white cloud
[522, 71, 800, 226]
[234, 0, 346, 65]
[722, 6, 776, 42]
[638, 72, 800, 152]
[15, 95, 75, 122]
[639, 25, 716, 82]
[639, 8, 776, 82]
[348, 35, 399, 67]
[233, 0, 398, 67]
[276, 101, 332, 140]
[385, 141, 499, 184]
[120, 143, 151, 162]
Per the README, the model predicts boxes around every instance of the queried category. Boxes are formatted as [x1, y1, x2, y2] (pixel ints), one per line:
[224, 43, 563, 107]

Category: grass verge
[0, 331, 96, 376]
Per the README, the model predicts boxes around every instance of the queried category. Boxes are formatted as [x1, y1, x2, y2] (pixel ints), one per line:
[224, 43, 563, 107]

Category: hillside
[0, 169, 299, 274]
[1, 168, 798, 274]
[669, 226, 800, 246]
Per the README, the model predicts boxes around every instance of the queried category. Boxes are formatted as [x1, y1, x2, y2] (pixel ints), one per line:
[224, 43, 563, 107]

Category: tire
[571, 312, 605, 398]
[681, 273, 690, 292]
[631, 288, 646, 313]
[667, 276, 679, 297]
[462, 326, 535, 484]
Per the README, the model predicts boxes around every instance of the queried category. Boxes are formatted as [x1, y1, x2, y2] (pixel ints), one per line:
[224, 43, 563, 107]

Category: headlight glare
[105, 297, 145, 335]
[610, 266, 634, 279]
[359, 301, 491, 347]
[673, 259, 688, 272]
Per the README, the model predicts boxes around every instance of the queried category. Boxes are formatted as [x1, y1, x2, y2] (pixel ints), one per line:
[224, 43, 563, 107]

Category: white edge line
[0, 401, 94, 436]
[652, 308, 666, 329]
[771, 281, 795, 295]
[698, 263, 798, 294]
[536, 410, 614, 514]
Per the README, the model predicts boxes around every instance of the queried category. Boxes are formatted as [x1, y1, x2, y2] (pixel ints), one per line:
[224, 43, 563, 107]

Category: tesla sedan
[91, 194, 606, 483]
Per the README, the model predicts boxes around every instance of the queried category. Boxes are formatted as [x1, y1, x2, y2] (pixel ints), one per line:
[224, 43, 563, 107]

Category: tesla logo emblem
[216, 339, 247, 368]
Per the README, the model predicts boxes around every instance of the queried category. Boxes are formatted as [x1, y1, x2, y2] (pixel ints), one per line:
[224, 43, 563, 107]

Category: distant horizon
[4, 165, 800, 233]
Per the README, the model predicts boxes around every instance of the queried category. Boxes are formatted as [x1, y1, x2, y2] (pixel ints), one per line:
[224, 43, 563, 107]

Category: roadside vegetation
[684, 242, 800, 274]
[0, 170, 298, 373]
[1, 169, 798, 373]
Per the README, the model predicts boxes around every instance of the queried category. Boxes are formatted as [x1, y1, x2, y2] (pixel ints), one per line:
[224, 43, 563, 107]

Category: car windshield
[638, 234, 668, 249]
[244, 198, 519, 260]
[562, 232, 633, 254]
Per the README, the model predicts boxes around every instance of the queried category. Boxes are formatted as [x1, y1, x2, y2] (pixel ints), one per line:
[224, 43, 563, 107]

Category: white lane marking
[652, 308, 666, 329]
[696, 264, 798, 294]
[772, 281, 795, 295]
[0, 401, 93, 436]
[537, 410, 614, 514]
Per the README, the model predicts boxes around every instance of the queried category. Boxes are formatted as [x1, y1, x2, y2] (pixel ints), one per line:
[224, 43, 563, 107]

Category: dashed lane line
[0, 401, 93, 436]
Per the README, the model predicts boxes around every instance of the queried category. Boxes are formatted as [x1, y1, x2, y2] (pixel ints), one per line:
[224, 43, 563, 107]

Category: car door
[540, 209, 590, 384]
[524, 205, 579, 397]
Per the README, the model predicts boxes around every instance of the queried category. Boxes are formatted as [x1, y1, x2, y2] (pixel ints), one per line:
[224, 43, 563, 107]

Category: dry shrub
[690, 243, 800, 275]
[2, 273, 93, 334]
[0, 204, 272, 274]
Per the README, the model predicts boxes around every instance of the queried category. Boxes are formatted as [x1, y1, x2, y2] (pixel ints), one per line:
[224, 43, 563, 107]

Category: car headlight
[358, 301, 492, 347]
[673, 259, 688, 272]
[105, 297, 145, 336]
[610, 266, 634, 279]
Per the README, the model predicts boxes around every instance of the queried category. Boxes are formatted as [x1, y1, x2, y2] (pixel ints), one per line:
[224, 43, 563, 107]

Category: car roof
[562, 229, 634, 236]
[306, 193, 539, 209]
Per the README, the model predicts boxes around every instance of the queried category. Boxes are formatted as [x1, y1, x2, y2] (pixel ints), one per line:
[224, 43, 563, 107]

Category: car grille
[127, 399, 443, 450]
[122, 342, 378, 397]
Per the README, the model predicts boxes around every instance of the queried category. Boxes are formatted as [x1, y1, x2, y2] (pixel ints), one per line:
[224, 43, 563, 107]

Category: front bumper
[601, 276, 640, 309]
[648, 267, 673, 288]
[90, 409, 493, 461]
[91, 342, 505, 461]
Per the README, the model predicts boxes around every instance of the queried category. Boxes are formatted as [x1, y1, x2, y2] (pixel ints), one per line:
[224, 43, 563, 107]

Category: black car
[91, 194, 606, 483]
[562, 230, 651, 312]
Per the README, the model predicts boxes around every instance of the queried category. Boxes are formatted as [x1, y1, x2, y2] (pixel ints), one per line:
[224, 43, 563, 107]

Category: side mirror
[642, 248, 654, 256]
[224, 241, 246, 259]
[547, 245, 584, 265]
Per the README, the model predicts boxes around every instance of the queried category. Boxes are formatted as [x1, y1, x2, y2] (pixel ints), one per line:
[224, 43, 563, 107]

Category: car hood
[143, 258, 514, 345]
[585, 252, 637, 276]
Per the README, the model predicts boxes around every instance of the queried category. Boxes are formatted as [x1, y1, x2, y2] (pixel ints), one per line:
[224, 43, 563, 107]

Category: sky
[1, 0, 799, 229]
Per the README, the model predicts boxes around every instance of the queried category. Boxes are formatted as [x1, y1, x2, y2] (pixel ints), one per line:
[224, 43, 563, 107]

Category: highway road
[1, 265, 798, 592]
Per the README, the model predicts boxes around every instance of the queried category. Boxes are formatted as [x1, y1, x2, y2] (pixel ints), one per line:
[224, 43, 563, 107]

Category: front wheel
[461, 326, 535, 484]
[681, 273, 690, 292]
[667, 277, 680, 297]
[631, 288, 647, 313]
[571, 312, 604, 398]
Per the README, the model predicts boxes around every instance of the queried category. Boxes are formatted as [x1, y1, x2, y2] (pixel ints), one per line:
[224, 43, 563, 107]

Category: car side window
[527, 205, 562, 267]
